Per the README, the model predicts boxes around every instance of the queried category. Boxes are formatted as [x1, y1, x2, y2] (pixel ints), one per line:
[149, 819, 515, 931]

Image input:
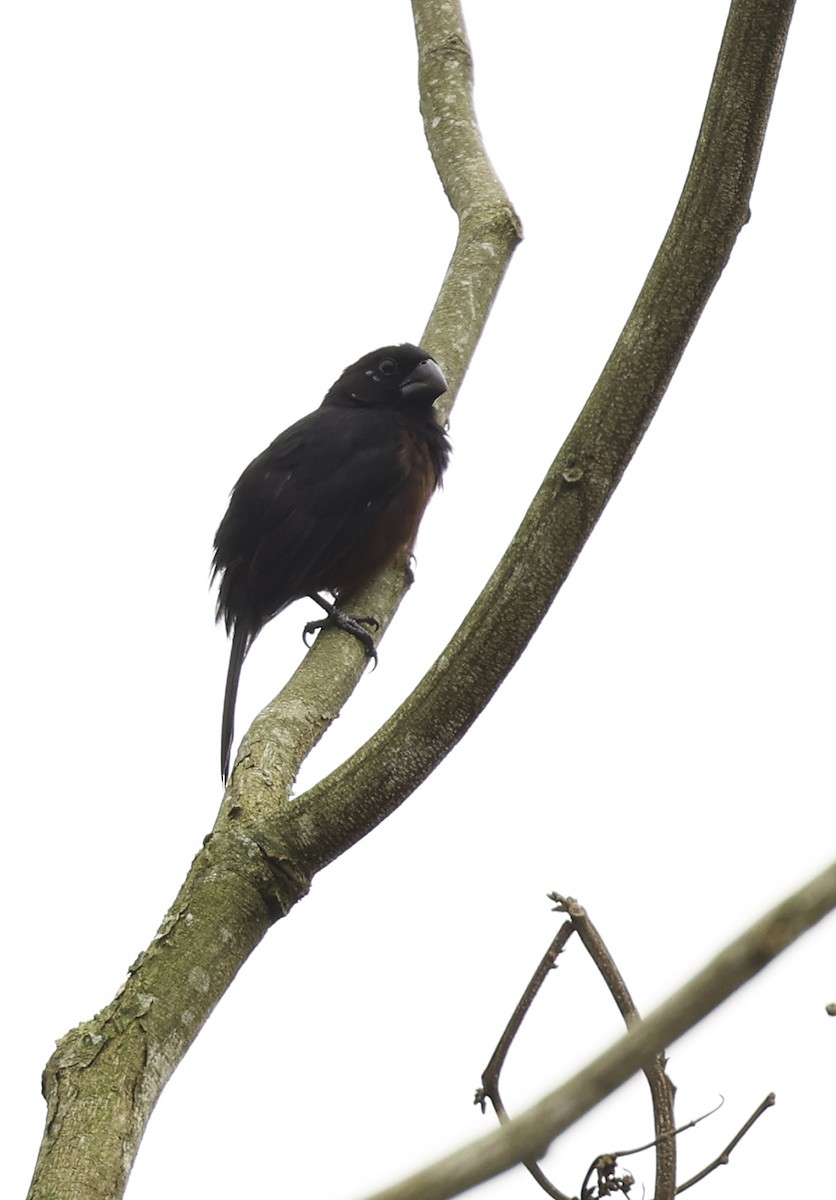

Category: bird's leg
[303, 593, 379, 663]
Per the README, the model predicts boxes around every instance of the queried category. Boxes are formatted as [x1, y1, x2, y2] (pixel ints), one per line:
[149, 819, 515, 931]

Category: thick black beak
[399, 357, 448, 404]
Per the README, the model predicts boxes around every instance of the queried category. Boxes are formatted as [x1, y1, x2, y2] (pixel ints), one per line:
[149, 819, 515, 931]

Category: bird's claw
[303, 610, 379, 664]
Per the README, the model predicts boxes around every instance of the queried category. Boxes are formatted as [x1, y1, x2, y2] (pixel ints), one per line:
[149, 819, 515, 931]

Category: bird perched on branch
[212, 342, 450, 780]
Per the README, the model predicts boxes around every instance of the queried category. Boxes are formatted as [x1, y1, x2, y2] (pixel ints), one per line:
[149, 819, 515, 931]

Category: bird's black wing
[214, 405, 408, 630]
[214, 404, 409, 781]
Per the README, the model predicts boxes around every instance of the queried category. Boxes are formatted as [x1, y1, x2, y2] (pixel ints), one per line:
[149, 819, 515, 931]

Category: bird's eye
[378, 358, 398, 376]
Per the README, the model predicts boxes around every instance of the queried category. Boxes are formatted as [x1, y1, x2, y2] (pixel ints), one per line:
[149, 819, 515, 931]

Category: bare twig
[579, 1100, 723, 1198]
[475, 916, 576, 1200]
[613, 1096, 724, 1158]
[552, 895, 676, 1200]
[356, 862, 836, 1200]
[675, 1094, 775, 1194]
[472, 916, 578, 1200]
[477, 919, 576, 1111]
[479, 897, 766, 1200]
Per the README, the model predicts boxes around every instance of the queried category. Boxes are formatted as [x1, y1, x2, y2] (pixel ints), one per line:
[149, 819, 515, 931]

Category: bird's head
[324, 343, 447, 411]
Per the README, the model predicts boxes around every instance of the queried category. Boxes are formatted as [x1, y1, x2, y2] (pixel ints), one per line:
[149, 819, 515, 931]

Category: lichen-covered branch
[411, 0, 522, 411]
[26, 4, 520, 1198]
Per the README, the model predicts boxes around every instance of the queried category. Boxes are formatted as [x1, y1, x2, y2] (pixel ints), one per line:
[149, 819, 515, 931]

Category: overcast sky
[3, 3, 834, 1199]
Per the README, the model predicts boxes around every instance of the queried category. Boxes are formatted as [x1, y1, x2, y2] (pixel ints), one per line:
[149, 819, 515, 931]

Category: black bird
[212, 343, 450, 780]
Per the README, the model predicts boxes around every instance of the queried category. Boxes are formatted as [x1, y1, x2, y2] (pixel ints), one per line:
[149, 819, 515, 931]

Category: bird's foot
[303, 605, 379, 663]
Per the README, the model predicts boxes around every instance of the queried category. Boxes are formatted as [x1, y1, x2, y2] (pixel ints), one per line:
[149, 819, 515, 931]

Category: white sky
[3, 3, 834, 1199]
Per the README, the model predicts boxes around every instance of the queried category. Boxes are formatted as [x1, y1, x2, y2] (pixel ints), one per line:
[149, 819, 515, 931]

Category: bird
[212, 342, 450, 781]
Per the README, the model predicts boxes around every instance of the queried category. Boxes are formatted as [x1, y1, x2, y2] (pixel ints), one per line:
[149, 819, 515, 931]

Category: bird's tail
[221, 622, 250, 782]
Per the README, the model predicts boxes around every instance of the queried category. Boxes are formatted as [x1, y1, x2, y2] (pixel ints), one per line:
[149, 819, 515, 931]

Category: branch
[280, 0, 795, 876]
[476, 898, 675, 1200]
[554, 897, 676, 1200]
[355, 862, 836, 1200]
[476, 917, 576, 1200]
[675, 1093, 776, 1193]
[26, 5, 520, 1199]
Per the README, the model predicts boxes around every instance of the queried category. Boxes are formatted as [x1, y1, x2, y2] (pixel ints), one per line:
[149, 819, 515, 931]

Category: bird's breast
[326, 427, 439, 599]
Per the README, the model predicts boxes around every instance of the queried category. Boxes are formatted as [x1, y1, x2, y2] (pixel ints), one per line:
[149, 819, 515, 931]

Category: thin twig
[578, 1099, 724, 1198]
[475, 920, 575, 1200]
[478, 920, 576, 1110]
[675, 1094, 775, 1194]
[552, 895, 676, 1200]
[356, 862, 836, 1200]
[613, 1096, 724, 1159]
